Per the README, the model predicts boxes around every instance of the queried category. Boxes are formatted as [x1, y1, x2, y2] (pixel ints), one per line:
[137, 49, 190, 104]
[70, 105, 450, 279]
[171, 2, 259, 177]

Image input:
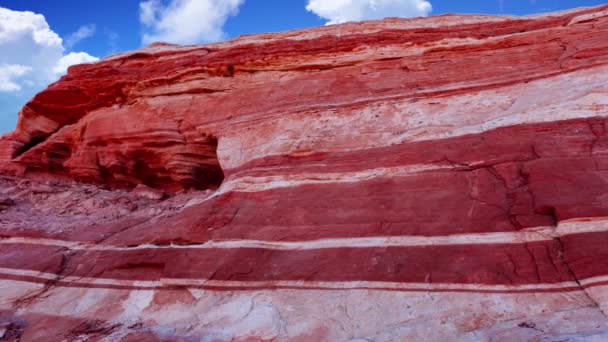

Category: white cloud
[0, 7, 99, 94]
[140, 0, 161, 26]
[0, 64, 32, 92]
[64, 24, 96, 49]
[139, 0, 245, 45]
[306, 0, 432, 25]
[53, 52, 100, 75]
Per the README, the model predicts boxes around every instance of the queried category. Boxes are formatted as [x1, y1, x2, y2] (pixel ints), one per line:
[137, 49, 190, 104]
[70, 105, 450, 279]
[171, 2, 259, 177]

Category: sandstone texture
[2, 5, 608, 341]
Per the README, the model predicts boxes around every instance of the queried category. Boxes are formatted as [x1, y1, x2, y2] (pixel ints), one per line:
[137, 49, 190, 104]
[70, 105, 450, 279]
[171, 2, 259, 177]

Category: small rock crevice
[442, 147, 607, 317]
[553, 234, 607, 317]
[11, 251, 72, 307]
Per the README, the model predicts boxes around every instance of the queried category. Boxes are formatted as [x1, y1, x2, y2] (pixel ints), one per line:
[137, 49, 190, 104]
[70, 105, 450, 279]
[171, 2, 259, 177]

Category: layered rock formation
[2, 5, 608, 341]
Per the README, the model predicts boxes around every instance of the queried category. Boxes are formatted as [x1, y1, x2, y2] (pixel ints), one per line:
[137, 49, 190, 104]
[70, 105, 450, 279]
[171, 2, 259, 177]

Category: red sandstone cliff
[2, 5, 608, 341]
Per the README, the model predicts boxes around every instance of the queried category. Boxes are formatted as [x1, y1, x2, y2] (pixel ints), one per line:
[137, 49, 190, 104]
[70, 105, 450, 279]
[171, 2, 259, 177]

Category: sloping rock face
[2, 5, 608, 341]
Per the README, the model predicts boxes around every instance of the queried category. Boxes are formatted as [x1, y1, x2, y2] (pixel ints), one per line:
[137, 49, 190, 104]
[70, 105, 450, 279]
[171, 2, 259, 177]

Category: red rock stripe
[0, 240, 577, 285]
[561, 231, 608, 282]
[109, 168, 558, 244]
[0, 273, 590, 294]
[228, 117, 604, 178]
[171, 173, 544, 239]
[176, 8, 605, 68]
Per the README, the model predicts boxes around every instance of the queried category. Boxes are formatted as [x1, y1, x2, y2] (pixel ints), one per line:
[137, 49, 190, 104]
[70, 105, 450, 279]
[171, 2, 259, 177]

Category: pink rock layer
[2, 5, 608, 341]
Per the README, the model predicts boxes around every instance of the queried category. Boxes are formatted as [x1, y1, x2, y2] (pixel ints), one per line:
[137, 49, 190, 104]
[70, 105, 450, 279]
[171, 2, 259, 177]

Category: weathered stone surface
[0, 195, 13, 211]
[2, 5, 608, 341]
[131, 184, 166, 201]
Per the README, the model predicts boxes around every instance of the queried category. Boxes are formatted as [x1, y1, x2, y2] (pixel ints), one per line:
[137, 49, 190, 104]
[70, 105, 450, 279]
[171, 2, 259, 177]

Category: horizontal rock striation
[2, 5, 608, 341]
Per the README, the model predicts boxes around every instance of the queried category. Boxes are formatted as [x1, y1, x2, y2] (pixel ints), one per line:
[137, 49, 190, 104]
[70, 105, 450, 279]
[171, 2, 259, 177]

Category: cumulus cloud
[306, 0, 432, 25]
[0, 7, 99, 94]
[0, 64, 32, 92]
[53, 52, 100, 75]
[64, 24, 96, 49]
[139, 0, 245, 45]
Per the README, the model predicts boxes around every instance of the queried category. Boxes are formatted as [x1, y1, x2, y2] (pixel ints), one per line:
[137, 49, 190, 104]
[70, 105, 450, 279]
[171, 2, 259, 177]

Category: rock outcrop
[2, 5, 608, 341]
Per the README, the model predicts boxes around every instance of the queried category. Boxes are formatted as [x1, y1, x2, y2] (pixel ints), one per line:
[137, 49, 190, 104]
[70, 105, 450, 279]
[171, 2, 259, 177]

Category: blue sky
[0, 0, 606, 133]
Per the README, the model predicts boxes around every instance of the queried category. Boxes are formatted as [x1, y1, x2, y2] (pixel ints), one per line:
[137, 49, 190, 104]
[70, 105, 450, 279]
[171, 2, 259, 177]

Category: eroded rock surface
[2, 5, 608, 341]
